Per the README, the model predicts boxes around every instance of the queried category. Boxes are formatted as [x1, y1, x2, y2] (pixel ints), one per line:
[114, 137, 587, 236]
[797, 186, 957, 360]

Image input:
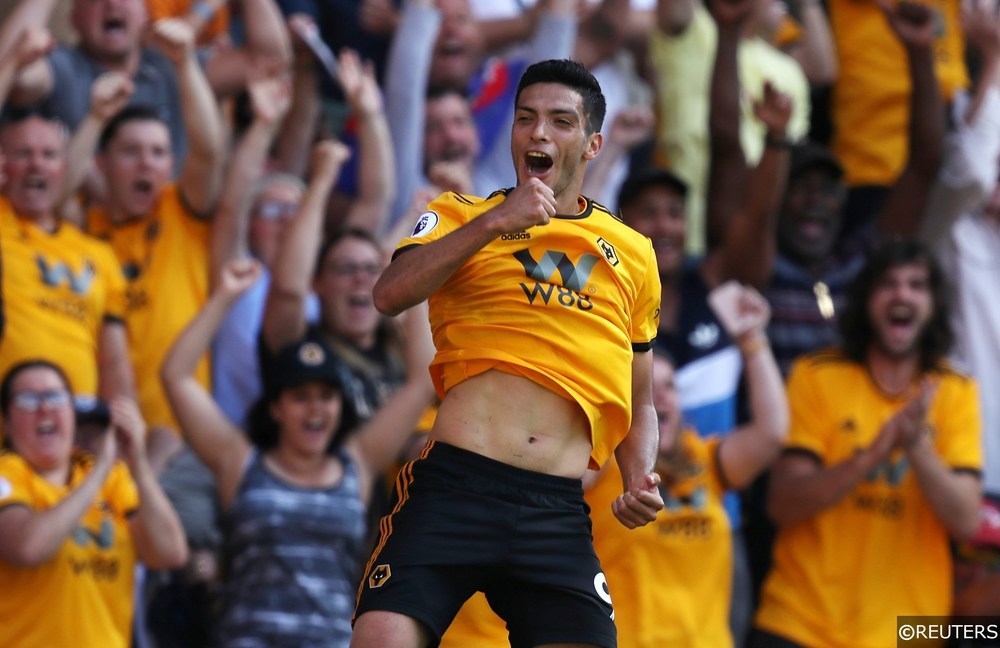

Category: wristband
[738, 335, 770, 357]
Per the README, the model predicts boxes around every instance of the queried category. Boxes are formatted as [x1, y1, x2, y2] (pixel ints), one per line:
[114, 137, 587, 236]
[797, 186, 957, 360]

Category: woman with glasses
[264, 226, 402, 424]
[0, 360, 188, 648]
[161, 258, 436, 647]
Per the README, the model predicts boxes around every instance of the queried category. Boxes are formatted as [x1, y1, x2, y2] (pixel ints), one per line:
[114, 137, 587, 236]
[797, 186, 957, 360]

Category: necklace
[813, 281, 835, 320]
[867, 365, 914, 398]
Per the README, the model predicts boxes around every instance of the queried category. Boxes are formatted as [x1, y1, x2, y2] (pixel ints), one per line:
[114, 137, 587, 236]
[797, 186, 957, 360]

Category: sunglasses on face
[12, 389, 71, 412]
[327, 262, 383, 279]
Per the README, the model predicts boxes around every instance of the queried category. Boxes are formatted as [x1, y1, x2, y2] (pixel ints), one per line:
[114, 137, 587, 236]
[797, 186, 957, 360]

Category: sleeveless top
[215, 449, 366, 647]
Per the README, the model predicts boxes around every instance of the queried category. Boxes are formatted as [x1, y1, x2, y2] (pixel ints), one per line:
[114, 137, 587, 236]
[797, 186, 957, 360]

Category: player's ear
[584, 132, 602, 161]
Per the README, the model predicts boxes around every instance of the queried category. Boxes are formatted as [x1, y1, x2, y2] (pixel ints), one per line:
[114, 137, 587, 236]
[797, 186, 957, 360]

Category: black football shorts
[354, 440, 617, 647]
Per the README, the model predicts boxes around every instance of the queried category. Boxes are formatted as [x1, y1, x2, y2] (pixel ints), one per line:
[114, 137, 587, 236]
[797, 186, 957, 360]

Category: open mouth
[652, 236, 681, 255]
[525, 151, 553, 175]
[103, 17, 127, 36]
[441, 146, 471, 162]
[348, 294, 372, 308]
[796, 216, 829, 241]
[132, 179, 154, 197]
[888, 316, 914, 329]
[37, 420, 59, 438]
[435, 40, 468, 67]
[886, 305, 916, 333]
[23, 176, 48, 195]
[303, 418, 327, 435]
[438, 41, 464, 57]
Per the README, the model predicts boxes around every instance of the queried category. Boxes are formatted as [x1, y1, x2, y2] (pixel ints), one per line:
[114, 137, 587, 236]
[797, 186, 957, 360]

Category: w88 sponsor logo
[514, 249, 597, 312]
[519, 282, 593, 310]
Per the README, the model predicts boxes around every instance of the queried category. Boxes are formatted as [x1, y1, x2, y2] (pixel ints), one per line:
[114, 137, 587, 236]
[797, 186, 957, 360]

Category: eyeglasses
[12, 389, 71, 412]
[254, 200, 298, 221]
[327, 262, 383, 279]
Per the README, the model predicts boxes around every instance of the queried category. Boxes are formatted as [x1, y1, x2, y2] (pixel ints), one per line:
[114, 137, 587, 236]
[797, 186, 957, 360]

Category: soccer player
[351, 58, 664, 648]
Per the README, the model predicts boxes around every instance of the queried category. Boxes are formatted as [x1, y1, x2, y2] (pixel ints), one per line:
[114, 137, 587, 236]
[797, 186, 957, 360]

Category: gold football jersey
[395, 190, 661, 467]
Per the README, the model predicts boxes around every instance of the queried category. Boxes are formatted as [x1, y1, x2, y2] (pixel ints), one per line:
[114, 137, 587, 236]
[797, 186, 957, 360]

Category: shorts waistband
[423, 440, 584, 498]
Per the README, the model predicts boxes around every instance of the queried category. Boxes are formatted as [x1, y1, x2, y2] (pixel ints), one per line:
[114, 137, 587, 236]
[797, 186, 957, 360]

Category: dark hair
[1, 360, 73, 418]
[616, 166, 689, 210]
[838, 238, 953, 372]
[245, 384, 359, 454]
[314, 227, 383, 279]
[426, 84, 471, 103]
[514, 59, 606, 135]
[98, 105, 167, 151]
[231, 89, 255, 140]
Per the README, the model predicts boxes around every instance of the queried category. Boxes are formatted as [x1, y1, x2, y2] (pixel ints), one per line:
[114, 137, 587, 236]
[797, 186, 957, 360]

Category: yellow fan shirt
[829, 0, 967, 186]
[0, 198, 127, 396]
[755, 350, 982, 648]
[0, 451, 139, 648]
[589, 431, 733, 648]
[87, 184, 211, 432]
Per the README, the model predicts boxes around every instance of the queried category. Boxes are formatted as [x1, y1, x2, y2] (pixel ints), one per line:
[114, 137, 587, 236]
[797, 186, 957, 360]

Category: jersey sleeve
[0, 454, 35, 511]
[783, 358, 827, 461]
[392, 192, 476, 257]
[96, 240, 128, 322]
[701, 434, 729, 496]
[933, 374, 983, 473]
[630, 240, 661, 350]
[104, 461, 140, 517]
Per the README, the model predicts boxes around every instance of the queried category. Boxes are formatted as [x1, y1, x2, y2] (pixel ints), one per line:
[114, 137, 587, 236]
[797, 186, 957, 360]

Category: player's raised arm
[373, 178, 556, 316]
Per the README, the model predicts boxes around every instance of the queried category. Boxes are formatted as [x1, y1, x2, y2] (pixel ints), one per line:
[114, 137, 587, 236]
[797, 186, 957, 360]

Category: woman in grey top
[161, 258, 436, 647]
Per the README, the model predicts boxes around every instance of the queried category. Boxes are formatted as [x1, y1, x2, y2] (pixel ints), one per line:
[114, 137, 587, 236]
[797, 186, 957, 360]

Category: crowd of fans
[0, 0, 998, 646]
